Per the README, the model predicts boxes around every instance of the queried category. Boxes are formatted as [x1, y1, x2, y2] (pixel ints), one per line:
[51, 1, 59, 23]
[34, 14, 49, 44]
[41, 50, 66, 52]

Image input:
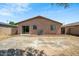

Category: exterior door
[22, 26, 29, 34]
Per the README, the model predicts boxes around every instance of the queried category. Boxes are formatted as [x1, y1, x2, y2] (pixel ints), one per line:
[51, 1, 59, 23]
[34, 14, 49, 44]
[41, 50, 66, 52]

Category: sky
[0, 3, 79, 24]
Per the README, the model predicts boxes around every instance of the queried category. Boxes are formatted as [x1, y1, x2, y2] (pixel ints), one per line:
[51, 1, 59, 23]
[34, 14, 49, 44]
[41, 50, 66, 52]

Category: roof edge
[16, 16, 62, 25]
[62, 22, 79, 27]
[0, 22, 17, 28]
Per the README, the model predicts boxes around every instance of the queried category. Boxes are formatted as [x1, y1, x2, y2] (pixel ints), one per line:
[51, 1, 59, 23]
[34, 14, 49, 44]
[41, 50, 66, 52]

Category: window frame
[50, 25, 56, 31]
[33, 25, 37, 30]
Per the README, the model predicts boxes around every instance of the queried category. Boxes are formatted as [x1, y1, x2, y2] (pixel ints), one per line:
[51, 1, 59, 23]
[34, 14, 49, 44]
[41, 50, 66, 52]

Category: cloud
[0, 3, 31, 16]
[0, 11, 11, 16]
[0, 8, 12, 16]
[11, 3, 31, 12]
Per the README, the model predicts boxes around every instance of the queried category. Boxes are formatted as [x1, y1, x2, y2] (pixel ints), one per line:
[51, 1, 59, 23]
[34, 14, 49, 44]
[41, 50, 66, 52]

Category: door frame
[22, 26, 29, 34]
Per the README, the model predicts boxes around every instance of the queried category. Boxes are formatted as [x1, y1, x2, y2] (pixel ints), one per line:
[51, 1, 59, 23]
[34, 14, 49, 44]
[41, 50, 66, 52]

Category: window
[33, 25, 37, 30]
[22, 26, 29, 34]
[50, 25, 56, 31]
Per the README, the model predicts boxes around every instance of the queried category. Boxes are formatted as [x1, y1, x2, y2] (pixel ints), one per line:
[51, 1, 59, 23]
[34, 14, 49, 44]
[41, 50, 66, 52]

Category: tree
[9, 21, 15, 25]
[51, 3, 70, 8]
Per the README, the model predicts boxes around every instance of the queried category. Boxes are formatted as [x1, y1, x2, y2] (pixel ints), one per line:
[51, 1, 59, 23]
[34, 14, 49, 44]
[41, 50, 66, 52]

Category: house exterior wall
[11, 27, 18, 35]
[17, 17, 62, 35]
[0, 26, 17, 35]
[64, 25, 79, 35]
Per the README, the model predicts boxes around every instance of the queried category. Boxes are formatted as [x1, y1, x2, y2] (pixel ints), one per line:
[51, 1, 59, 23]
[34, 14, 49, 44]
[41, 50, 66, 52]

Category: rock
[0, 48, 47, 56]
[7, 49, 15, 56]
[24, 47, 34, 56]
[37, 50, 46, 56]
[0, 50, 7, 56]
[15, 49, 24, 56]
[24, 47, 47, 56]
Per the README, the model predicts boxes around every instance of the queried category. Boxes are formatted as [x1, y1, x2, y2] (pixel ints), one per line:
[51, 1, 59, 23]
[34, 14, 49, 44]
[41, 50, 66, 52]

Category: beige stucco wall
[17, 17, 62, 35]
[65, 25, 79, 35]
[0, 26, 17, 35]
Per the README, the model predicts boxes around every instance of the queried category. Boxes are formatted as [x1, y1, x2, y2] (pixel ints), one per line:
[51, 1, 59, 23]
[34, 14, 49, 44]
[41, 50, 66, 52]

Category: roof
[16, 16, 62, 25]
[0, 22, 16, 27]
[63, 22, 79, 27]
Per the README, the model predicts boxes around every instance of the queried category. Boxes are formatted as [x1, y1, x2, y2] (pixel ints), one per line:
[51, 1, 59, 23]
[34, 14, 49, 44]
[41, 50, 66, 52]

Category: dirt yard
[0, 35, 11, 41]
[0, 35, 79, 56]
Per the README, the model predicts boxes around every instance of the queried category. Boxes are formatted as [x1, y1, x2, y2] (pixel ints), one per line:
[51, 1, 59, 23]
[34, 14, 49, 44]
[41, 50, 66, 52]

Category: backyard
[0, 35, 79, 56]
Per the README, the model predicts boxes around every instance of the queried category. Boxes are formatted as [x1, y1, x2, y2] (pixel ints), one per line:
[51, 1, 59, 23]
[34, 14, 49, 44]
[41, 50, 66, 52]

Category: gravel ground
[0, 35, 79, 56]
